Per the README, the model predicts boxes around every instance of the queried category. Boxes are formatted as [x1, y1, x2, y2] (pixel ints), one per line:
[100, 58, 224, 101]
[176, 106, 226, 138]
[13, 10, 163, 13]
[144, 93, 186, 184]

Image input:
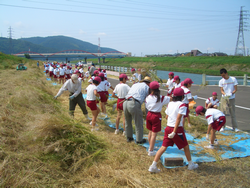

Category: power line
[0, 3, 239, 22]
[7, 26, 13, 54]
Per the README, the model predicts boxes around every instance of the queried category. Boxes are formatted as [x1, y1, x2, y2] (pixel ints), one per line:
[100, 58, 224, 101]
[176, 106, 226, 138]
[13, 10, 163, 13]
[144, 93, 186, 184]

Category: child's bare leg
[92, 108, 100, 128]
[122, 113, 125, 131]
[149, 132, 157, 151]
[210, 128, 216, 145]
[187, 116, 190, 124]
[148, 131, 152, 147]
[103, 102, 107, 114]
[183, 145, 191, 161]
[207, 103, 213, 108]
[153, 146, 167, 162]
[213, 105, 218, 109]
[115, 110, 122, 130]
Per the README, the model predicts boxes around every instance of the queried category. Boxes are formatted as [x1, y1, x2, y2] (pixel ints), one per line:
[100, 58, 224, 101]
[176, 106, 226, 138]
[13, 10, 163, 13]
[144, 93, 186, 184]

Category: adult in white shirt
[54, 74, 91, 120]
[219, 68, 238, 132]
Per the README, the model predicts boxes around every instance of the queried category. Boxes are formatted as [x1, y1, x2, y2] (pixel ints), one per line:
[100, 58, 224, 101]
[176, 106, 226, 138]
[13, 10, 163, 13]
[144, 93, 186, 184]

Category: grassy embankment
[1, 53, 250, 187]
[82, 56, 250, 76]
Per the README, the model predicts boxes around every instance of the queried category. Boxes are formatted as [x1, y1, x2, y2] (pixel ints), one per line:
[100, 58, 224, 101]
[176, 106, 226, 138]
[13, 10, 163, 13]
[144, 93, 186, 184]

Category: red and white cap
[181, 81, 184, 86]
[94, 76, 101, 83]
[168, 72, 174, 76]
[184, 78, 193, 85]
[93, 70, 99, 75]
[173, 88, 184, 96]
[149, 81, 160, 90]
[119, 74, 128, 80]
[173, 75, 180, 81]
[131, 68, 135, 71]
[102, 69, 106, 73]
[98, 68, 101, 71]
[98, 73, 105, 77]
[212, 92, 217, 96]
[74, 70, 80, 74]
[195, 106, 204, 116]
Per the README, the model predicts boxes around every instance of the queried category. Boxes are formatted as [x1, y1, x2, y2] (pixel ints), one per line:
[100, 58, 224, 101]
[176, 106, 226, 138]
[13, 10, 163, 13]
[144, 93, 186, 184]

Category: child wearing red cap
[86, 77, 101, 131]
[53, 66, 59, 84]
[196, 106, 226, 149]
[165, 72, 175, 96]
[173, 75, 181, 88]
[58, 64, 66, 84]
[97, 73, 109, 117]
[65, 66, 71, 80]
[181, 78, 196, 128]
[205, 92, 219, 109]
[148, 88, 198, 172]
[145, 81, 170, 156]
[88, 70, 99, 84]
[112, 74, 131, 135]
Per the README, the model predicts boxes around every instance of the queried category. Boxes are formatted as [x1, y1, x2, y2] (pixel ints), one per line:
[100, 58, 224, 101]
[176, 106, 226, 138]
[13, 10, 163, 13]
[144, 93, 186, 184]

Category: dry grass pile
[0, 65, 106, 187]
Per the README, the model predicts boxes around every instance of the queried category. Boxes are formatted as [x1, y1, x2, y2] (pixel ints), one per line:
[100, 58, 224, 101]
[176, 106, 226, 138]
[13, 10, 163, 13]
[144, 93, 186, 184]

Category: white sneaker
[234, 128, 240, 132]
[148, 165, 160, 173]
[148, 151, 156, 156]
[123, 131, 126, 136]
[204, 145, 214, 149]
[91, 128, 99, 131]
[90, 121, 98, 126]
[84, 114, 92, 121]
[188, 123, 192, 128]
[90, 121, 92, 125]
[187, 162, 199, 170]
[213, 139, 219, 145]
[115, 129, 119, 134]
[220, 127, 225, 132]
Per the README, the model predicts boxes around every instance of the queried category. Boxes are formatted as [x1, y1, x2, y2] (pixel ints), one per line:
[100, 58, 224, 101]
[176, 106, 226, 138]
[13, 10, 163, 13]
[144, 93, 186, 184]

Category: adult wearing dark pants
[123, 76, 151, 144]
[219, 68, 238, 132]
[54, 74, 91, 120]
[89, 63, 96, 76]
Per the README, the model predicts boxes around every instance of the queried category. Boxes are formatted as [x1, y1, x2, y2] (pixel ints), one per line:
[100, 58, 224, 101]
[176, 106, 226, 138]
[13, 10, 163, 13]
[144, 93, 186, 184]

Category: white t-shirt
[206, 97, 220, 107]
[86, 84, 97, 100]
[53, 68, 59, 76]
[181, 86, 192, 104]
[166, 78, 174, 93]
[65, 69, 70, 74]
[146, 95, 170, 112]
[205, 108, 225, 125]
[113, 83, 130, 99]
[165, 101, 187, 127]
[79, 68, 84, 74]
[85, 71, 89, 78]
[104, 73, 107, 78]
[88, 76, 95, 84]
[174, 82, 181, 89]
[55, 79, 82, 98]
[104, 80, 111, 91]
[132, 73, 139, 81]
[97, 81, 106, 92]
[49, 66, 54, 72]
[59, 68, 65, 76]
[219, 76, 238, 99]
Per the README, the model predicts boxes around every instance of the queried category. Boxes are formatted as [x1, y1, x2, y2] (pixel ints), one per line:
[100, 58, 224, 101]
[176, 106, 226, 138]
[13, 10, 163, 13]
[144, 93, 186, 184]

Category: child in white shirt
[145, 81, 170, 156]
[205, 92, 219, 109]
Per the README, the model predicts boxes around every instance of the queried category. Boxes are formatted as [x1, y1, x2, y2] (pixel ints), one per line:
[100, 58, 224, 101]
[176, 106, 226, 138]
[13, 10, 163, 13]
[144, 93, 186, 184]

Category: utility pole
[235, 6, 248, 56]
[8, 26, 13, 55]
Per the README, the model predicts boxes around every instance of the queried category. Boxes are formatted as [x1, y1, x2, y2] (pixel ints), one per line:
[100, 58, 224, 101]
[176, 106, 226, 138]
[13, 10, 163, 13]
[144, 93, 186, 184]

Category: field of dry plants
[0, 58, 249, 187]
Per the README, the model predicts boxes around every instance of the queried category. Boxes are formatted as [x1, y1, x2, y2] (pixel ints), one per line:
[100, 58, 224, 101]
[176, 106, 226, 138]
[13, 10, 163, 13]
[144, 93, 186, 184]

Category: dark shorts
[211, 116, 226, 131]
[146, 111, 162, 133]
[117, 98, 125, 111]
[53, 75, 58, 78]
[162, 126, 188, 149]
[59, 75, 64, 79]
[184, 103, 190, 118]
[49, 71, 53, 77]
[98, 91, 108, 103]
[65, 74, 70, 79]
[87, 100, 97, 111]
[45, 70, 49, 73]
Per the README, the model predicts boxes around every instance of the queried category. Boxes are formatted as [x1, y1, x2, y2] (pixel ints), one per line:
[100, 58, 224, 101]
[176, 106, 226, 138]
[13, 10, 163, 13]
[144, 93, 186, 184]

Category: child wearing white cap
[145, 81, 170, 156]
[148, 88, 198, 173]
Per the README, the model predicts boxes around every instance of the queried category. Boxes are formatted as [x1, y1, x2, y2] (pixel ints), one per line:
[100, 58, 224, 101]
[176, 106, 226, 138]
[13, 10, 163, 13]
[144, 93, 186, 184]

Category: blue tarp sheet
[82, 94, 250, 168]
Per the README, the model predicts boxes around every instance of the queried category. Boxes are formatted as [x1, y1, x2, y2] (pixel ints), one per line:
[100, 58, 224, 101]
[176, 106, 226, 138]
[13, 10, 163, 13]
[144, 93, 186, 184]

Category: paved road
[107, 77, 250, 132]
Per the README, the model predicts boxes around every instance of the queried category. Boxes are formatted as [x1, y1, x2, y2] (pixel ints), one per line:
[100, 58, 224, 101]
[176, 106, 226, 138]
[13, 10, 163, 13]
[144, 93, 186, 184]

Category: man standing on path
[54, 74, 91, 120]
[89, 63, 96, 76]
[123, 76, 151, 144]
[219, 68, 239, 132]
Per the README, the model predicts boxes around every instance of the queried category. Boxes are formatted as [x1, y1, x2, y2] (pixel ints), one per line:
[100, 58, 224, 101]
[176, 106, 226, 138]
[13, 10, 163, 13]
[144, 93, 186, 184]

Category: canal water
[156, 70, 247, 85]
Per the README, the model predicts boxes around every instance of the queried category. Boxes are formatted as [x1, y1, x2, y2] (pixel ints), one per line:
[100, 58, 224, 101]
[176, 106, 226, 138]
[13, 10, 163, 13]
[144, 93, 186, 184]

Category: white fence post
[243, 74, 247, 86]
[202, 74, 206, 85]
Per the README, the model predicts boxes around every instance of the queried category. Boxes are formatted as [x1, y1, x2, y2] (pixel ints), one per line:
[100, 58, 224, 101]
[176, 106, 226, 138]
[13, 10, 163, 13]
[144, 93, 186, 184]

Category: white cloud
[79, 29, 86, 34]
[148, 27, 160, 32]
[14, 21, 25, 28]
[97, 32, 107, 36]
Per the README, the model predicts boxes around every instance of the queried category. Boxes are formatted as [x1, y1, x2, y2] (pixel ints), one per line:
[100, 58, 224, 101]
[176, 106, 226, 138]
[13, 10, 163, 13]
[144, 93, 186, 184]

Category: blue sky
[0, 0, 249, 56]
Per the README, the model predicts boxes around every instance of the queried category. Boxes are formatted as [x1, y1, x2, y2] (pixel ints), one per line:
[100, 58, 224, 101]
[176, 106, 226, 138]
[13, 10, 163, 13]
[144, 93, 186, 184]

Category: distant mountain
[0, 35, 118, 54]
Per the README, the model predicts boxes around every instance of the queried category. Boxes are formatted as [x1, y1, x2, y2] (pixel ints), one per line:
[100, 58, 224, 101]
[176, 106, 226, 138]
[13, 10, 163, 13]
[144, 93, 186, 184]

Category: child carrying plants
[97, 73, 109, 117]
[145, 81, 170, 156]
[86, 77, 101, 131]
[112, 74, 131, 135]
[196, 106, 226, 149]
[148, 88, 198, 172]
